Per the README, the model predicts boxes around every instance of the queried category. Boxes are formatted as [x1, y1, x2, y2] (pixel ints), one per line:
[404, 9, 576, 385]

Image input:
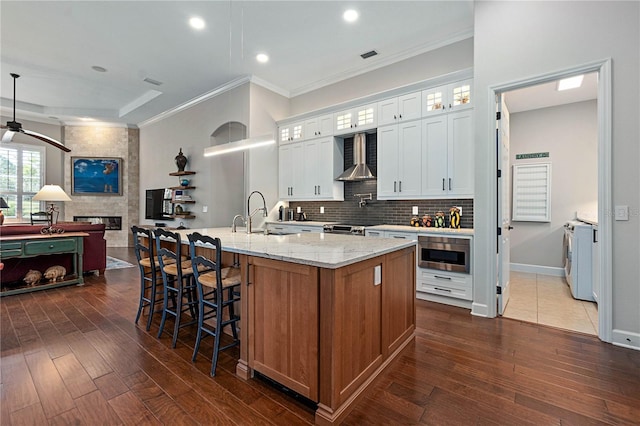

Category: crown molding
[249, 76, 290, 99]
[138, 75, 253, 128]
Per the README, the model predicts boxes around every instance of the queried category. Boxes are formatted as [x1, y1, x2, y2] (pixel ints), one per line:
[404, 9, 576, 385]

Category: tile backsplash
[288, 133, 474, 228]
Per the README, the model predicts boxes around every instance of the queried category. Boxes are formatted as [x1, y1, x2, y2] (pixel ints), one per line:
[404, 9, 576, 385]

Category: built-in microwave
[418, 236, 470, 274]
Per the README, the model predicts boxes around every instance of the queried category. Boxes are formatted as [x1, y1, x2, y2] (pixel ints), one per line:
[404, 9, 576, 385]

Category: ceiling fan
[1, 73, 71, 152]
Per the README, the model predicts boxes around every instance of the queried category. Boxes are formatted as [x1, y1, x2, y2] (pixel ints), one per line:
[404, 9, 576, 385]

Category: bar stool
[188, 232, 241, 376]
[131, 226, 164, 331]
[155, 228, 199, 348]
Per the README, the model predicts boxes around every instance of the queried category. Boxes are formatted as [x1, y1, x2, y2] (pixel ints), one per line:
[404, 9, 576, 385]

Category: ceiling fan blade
[21, 129, 71, 152]
[2, 129, 17, 143]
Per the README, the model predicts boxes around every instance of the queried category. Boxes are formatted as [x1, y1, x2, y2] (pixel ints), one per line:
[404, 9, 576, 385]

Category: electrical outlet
[202, 205, 208, 213]
[320, 206, 324, 214]
[297, 206, 301, 213]
[412, 206, 419, 215]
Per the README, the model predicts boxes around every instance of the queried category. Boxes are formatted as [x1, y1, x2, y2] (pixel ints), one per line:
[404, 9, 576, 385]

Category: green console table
[0, 232, 87, 296]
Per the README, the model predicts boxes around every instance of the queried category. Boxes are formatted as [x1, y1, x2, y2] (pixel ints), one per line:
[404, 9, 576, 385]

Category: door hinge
[497, 169, 502, 178]
[496, 286, 502, 295]
[496, 111, 501, 120]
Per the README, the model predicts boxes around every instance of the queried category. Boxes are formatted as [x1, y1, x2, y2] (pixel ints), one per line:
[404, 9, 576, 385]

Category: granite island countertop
[366, 224, 474, 236]
[172, 227, 415, 269]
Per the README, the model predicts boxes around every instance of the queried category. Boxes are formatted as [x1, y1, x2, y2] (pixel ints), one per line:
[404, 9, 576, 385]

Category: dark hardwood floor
[2, 247, 639, 425]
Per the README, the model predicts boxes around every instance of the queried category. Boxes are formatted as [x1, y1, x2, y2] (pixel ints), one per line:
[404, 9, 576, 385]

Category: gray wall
[290, 38, 474, 115]
[509, 100, 597, 268]
[139, 84, 250, 229]
[473, 1, 639, 341]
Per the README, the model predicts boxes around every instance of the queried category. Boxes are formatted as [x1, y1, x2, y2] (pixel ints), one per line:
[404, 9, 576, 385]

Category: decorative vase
[175, 148, 187, 172]
[180, 178, 189, 187]
[175, 205, 184, 214]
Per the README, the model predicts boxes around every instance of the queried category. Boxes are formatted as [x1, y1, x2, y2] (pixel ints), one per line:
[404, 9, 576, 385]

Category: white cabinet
[364, 229, 418, 240]
[417, 269, 473, 301]
[303, 137, 344, 200]
[377, 91, 422, 126]
[267, 222, 324, 234]
[279, 121, 305, 144]
[305, 114, 333, 139]
[333, 103, 377, 135]
[279, 142, 305, 199]
[377, 121, 423, 199]
[422, 110, 474, 198]
[422, 79, 473, 116]
[279, 138, 344, 201]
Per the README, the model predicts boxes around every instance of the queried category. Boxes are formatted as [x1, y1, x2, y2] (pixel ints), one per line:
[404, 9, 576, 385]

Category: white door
[497, 94, 511, 315]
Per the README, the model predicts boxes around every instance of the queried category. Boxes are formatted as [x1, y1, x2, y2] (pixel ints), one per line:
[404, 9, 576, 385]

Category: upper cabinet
[333, 103, 377, 135]
[422, 79, 473, 116]
[279, 121, 304, 144]
[377, 91, 422, 126]
[305, 114, 333, 139]
[279, 137, 344, 201]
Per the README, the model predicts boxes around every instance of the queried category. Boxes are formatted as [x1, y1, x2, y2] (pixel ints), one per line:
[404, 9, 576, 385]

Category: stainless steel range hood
[336, 133, 376, 181]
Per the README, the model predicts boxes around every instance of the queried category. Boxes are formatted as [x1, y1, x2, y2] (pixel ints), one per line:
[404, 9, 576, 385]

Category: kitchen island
[172, 228, 416, 425]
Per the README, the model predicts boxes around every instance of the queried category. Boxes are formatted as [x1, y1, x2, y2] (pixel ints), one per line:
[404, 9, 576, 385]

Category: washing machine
[563, 220, 594, 301]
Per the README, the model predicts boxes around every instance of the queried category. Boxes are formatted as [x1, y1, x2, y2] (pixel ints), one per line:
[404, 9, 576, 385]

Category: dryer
[563, 220, 594, 301]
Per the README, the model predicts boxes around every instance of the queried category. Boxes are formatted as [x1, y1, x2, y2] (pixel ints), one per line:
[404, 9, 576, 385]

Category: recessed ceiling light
[343, 9, 359, 23]
[557, 75, 584, 91]
[80, 117, 94, 121]
[256, 53, 269, 63]
[189, 17, 205, 30]
[91, 65, 107, 72]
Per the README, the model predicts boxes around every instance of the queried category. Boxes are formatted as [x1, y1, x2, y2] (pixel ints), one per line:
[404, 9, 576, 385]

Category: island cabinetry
[247, 257, 319, 400]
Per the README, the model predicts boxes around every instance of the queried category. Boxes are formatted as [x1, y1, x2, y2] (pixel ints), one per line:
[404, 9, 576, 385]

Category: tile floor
[503, 271, 598, 335]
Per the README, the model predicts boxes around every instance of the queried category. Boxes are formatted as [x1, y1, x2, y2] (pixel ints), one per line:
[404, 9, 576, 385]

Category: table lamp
[0, 197, 9, 225]
[33, 185, 71, 224]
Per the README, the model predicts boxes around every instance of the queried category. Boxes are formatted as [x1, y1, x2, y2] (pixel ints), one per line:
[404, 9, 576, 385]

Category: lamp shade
[33, 185, 72, 202]
[0, 197, 9, 208]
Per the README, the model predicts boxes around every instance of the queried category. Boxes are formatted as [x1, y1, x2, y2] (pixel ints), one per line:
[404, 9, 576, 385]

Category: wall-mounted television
[145, 189, 172, 220]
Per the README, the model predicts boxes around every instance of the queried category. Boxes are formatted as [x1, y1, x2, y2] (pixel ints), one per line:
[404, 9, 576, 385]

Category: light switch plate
[412, 206, 419, 215]
[374, 265, 381, 286]
[615, 205, 629, 221]
[297, 206, 301, 213]
[202, 205, 208, 213]
[320, 206, 324, 214]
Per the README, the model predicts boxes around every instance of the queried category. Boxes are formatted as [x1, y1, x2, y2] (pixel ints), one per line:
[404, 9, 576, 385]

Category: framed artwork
[71, 157, 123, 195]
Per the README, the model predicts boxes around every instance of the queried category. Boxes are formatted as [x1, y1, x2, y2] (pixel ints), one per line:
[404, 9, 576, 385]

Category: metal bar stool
[131, 226, 165, 331]
[155, 228, 199, 348]
[188, 232, 241, 376]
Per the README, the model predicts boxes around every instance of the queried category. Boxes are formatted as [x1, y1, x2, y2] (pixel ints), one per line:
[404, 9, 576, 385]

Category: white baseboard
[510, 263, 565, 277]
[416, 292, 472, 310]
[612, 329, 640, 351]
[471, 301, 490, 317]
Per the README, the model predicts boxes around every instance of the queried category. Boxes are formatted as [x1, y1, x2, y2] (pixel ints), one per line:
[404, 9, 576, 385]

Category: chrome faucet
[231, 214, 246, 233]
[355, 193, 373, 208]
[246, 190, 268, 234]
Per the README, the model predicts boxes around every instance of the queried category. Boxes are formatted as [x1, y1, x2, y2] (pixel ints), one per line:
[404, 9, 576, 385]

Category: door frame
[487, 58, 612, 342]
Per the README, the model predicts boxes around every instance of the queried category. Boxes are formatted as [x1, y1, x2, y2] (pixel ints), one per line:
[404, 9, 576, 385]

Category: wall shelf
[169, 171, 196, 176]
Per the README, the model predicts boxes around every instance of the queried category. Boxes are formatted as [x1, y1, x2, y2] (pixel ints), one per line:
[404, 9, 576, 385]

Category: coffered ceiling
[0, 1, 474, 126]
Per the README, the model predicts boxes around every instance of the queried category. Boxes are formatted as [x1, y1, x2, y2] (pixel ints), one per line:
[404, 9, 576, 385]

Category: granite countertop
[173, 227, 414, 269]
[366, 224, 474, 236]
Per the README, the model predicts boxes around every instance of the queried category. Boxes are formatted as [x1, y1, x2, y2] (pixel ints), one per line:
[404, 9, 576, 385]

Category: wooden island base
[236, 246, 416, 425]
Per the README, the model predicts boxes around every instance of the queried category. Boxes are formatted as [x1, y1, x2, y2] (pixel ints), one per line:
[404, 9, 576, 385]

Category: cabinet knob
[399, 114, 402, 119]
[393, 115, 397, 120]
[49, 244, 54, 249]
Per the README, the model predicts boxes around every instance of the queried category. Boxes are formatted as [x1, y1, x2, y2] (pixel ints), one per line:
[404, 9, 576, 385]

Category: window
[0, 143, 45, 222]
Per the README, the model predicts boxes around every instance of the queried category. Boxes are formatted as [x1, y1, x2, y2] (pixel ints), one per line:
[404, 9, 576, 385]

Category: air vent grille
[143, 77, 163, 86]
[360, 50, 378, 59]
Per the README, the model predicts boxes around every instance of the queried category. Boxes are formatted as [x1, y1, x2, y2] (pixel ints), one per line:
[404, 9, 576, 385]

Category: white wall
[510, 100, 597, 268]
[290, 38, 474, 115]
[246, 83, 290, 228]
[473, 2, 639, 341]
[139, 84, 250, 229]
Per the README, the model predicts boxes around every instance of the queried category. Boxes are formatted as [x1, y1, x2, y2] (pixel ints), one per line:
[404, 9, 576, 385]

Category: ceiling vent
[143, 77, 163, 86]
[360, 50, 378, 59]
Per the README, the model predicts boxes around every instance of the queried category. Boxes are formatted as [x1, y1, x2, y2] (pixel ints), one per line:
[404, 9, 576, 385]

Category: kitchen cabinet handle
[593, 228, 598, 243]
[434, 287, 452, 293]
[399, 181, 402, 192]
[301, 229, 311, 232]
[399, 114, 402, 119]
[442, 178, 445, 191]
[394, 181, 397, 192]
[449, 178, 452, 191]
[317, 185, 320, 194]
[434, 275, 452, 281]
[393, 114, 397, 120]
